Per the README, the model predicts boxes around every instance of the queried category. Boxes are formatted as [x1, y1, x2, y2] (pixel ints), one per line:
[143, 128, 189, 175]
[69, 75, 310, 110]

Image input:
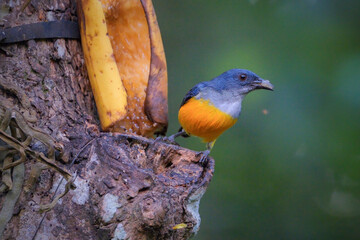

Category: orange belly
[178, 97, 237, 142]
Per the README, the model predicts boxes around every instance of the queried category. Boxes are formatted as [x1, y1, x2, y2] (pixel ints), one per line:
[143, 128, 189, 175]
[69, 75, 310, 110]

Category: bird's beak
[253, 78, 274, 91]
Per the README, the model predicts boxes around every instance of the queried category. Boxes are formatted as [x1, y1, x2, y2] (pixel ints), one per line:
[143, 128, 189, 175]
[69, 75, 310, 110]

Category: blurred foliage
[153, 0, 360, 239]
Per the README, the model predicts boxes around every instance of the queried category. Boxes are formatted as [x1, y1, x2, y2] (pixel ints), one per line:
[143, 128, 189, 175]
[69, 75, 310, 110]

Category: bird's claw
[154, 136, 163, 142]
[198, 150, 210, 166]
[154, 136, 178, 145]
[199, 155, 209, 166]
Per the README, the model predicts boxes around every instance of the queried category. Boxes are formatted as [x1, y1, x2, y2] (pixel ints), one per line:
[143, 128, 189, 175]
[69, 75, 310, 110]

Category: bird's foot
[198, 150, 210, 166]
[154, 135, 178, 145]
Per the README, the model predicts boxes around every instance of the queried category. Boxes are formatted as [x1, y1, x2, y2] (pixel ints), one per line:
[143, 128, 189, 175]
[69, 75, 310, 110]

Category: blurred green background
[152, 0, 360, 239]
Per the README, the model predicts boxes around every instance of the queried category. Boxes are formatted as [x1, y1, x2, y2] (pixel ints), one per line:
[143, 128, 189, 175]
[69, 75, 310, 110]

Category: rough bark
[0, 0, 214, 239]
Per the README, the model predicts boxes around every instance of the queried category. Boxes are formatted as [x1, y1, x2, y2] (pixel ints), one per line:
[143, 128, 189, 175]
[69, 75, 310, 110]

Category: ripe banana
[77, 0, 127, 131]
[78, 0, 168, 137]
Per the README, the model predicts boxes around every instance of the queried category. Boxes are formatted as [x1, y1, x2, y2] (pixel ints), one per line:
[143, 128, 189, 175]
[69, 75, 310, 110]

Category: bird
[166, 69, 274, 164]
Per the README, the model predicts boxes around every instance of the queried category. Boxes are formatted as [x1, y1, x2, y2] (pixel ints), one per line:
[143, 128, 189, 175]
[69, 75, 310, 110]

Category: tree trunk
[0, 0, 214, 239]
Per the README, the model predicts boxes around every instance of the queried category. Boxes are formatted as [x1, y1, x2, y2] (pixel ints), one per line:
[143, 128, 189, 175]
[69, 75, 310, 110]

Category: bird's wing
[179, 85, 201, 108]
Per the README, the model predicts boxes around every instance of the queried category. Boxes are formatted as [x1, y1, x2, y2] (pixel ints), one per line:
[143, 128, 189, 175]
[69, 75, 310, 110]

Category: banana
[78, 0, 168, 137]
[78, 0, 128, 131]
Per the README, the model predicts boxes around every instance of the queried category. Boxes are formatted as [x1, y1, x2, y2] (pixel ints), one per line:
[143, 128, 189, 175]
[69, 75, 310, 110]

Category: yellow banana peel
[77, 0, 127, 130]
[78, 0, 168, 137]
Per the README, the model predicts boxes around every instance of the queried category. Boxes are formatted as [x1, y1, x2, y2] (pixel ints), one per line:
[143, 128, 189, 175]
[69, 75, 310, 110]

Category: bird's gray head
[210, 69, 274, 95]
[194, 69, 273, 118]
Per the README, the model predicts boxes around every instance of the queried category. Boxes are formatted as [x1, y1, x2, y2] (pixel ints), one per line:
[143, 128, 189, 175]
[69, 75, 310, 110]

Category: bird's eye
[239, 74, 247, 81]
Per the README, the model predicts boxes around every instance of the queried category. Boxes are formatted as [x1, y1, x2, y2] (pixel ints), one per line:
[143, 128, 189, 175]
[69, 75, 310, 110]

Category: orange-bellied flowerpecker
[167, 69, 274, 164]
